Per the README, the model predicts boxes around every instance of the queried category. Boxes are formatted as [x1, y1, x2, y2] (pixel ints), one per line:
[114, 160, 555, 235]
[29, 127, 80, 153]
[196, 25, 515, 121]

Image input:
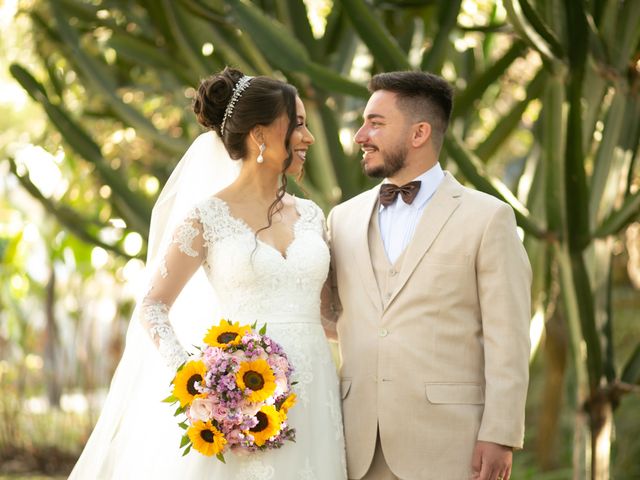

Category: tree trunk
[573, 407, 590, 480]
[44, 265, 62, 408]
[536, 308, 568, 469]
[589, 394, 613, 480]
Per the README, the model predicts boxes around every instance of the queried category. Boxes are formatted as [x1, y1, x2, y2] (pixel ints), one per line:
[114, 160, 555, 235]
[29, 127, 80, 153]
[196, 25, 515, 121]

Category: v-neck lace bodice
[193, 196, 329, 323]
[211, 196, 302, 260]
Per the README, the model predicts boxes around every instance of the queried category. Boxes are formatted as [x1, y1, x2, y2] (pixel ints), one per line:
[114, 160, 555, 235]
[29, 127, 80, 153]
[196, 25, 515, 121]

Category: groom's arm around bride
[324, 71, 531, 480]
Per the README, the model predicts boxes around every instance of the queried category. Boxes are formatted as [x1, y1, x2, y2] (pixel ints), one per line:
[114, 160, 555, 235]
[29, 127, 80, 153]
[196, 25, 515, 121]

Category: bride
[69, 68, 347, 479]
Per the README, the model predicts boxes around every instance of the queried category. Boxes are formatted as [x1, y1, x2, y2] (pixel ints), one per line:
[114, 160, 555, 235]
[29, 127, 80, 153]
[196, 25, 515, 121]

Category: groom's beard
[362, 143, 408, 179]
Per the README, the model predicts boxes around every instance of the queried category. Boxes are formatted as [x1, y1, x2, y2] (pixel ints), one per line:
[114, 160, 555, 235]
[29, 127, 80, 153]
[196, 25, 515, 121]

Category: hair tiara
[220, 75, 253, 136]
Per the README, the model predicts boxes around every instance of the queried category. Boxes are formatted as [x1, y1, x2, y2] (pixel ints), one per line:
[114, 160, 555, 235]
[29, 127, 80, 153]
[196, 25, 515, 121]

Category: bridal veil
[69, 132, 240, 478]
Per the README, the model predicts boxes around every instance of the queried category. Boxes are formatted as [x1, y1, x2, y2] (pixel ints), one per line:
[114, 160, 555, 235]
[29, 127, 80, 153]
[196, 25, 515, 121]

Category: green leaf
[228, 0, 310, 71]
[227, 0, 367, 97]
[420, 0, 461, 73]
[444, 133, 546, 238]
[340, 0, 411, 71]
[159, 0, 213, 78]
[182, 444, 192, 456]
[553, 244, 589, 397]
[174, 404, 186, 416]
[453, 41, 527, 118]
[563, 0, 590, 253]
[317, 101, 360, 199]
[162, 395, 178, 403]
[570, 252, 602, 392]
[589, 89, 627, 225]
[178, 422, 188, 430]
[475, 68, 546, 162]
[8, 64, 151, 236]
[592, 189, 640, 238]
[285, 0, 320, 60]
[259, 324, 267, 335]
[180, 434, 190, 448]
[514, 0, 565, 59]
[621, 344, 640, 385]
[503, 0, 556, 64]
[216, 452, 226, 463]
[609, 0, 640, 71]
[107, 34, 192, 81]
[541, 73, 566, 235]
[49, 0, 189, 155]
[300, 101, 341, 204]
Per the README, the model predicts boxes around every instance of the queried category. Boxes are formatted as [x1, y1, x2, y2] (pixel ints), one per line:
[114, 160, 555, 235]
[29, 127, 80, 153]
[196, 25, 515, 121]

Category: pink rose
[230, 350, 247, 362]
[189, 397, 215, 422]
[269, 354, 290, 374]
[211, 403, 230, 422]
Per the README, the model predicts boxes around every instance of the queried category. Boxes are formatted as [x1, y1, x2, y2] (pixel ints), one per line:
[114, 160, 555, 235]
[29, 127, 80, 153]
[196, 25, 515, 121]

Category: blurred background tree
[1, 0, 639, 478]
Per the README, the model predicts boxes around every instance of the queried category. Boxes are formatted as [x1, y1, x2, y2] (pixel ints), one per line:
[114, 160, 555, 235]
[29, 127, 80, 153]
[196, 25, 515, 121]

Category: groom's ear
[411, 122, 432, 148]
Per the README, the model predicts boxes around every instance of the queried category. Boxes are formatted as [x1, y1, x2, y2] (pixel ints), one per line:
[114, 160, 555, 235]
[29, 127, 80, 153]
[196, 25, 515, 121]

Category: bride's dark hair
[193, 67, 298, 237]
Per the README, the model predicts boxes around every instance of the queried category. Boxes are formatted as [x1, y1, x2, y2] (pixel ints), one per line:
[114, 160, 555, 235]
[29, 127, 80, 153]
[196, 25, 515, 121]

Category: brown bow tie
[379, 181, 422, 207]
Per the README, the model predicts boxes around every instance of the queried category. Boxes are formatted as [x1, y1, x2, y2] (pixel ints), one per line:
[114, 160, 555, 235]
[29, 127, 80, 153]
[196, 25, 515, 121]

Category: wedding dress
[69, 132, 347, 479]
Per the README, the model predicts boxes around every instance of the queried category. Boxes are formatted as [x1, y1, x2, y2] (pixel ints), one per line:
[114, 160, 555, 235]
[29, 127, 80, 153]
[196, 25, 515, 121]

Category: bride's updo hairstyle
[193, 67, 299, 235]
[193, 67, 297, 164]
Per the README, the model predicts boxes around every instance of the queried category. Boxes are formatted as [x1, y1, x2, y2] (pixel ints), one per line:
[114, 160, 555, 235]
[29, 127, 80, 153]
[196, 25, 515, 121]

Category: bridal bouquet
[163, 319, 297, 461]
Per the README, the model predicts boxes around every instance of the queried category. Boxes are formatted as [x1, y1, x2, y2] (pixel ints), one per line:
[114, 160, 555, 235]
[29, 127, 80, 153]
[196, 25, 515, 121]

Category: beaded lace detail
[195, 197, 329, 322]
[139, 301, 189, 370]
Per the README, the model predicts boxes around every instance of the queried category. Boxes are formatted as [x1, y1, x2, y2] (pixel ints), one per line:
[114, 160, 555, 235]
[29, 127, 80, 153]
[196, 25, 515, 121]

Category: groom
[324, 71, 531, 480]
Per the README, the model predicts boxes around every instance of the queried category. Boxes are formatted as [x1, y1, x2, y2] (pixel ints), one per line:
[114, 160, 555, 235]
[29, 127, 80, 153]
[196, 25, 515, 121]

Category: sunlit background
[1, 0, 639, 479]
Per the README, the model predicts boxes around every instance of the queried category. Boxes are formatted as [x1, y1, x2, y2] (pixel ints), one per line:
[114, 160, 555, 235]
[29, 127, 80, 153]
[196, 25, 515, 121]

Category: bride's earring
[257, 143, 266, 164]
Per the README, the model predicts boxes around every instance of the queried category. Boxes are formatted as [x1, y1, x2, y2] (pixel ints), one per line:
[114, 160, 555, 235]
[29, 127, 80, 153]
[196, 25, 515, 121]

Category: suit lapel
[385, 172, 462, 311]
[352, 185, 384, 312]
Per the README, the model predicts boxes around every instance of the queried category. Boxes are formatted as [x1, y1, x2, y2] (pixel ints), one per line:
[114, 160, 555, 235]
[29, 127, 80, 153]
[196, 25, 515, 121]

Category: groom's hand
[470, 441, 512, 480]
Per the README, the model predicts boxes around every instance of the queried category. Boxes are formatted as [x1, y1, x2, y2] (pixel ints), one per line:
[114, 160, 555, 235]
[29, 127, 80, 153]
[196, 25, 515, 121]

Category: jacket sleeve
[476, 203, 532, 448]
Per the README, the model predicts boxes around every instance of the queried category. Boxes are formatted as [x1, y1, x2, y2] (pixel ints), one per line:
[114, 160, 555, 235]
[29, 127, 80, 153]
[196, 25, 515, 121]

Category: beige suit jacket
[326, 172, 532, 480]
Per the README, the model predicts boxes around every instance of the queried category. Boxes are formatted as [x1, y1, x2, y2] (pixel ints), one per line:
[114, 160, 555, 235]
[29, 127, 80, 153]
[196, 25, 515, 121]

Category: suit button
[379, 328, 388, 337]
[389, 269, 398, 276]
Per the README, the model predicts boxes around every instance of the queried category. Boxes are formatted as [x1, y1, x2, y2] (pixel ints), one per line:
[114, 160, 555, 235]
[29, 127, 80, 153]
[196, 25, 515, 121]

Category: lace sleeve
[139, 209, 206, 370]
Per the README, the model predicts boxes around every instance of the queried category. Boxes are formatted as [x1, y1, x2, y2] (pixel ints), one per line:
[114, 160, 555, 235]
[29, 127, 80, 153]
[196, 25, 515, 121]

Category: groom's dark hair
[369, 71, 453, 151]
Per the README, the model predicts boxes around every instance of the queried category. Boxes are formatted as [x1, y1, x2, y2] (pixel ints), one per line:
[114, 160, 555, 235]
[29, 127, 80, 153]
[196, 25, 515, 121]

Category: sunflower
[172, 360, 207, 407]
[188, 420, 227, 456]
[236, 359, 276, 403]
[246, 405, 282, 446]
[203, 319, 251, 348]
[279, 393, 297, 414]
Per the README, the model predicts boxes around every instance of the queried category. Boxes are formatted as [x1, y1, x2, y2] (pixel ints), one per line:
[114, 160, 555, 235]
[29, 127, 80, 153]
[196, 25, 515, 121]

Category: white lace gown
[71, 196, 347, 479]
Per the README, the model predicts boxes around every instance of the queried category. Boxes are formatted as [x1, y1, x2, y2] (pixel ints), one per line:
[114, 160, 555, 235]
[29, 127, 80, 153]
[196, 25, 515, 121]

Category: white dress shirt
[379, 163, 445, 264]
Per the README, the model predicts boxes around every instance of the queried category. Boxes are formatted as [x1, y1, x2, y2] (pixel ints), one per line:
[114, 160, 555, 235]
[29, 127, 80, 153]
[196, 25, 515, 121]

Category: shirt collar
[379, 163, 445, 211]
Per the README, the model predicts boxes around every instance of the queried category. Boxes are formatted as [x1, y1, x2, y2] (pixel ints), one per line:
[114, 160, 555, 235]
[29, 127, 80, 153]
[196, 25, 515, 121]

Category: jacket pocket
[425, 383, 484, 405]
[340, 378, 352, 400]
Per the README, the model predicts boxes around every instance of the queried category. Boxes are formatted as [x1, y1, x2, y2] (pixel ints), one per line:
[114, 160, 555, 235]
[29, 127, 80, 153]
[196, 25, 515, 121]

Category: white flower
[274, 375, 288, 397]
[189, 397, 215, 422]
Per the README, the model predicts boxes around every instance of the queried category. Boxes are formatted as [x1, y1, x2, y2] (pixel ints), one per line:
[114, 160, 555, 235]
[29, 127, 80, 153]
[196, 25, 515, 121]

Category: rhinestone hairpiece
[220, 75, 253, 136]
